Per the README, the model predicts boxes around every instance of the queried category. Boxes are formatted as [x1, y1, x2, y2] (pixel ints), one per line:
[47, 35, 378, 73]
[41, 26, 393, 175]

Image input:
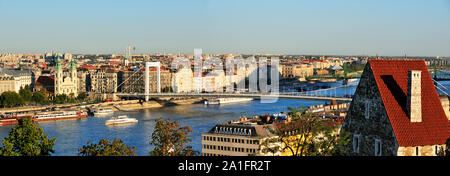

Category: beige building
[281, 64, 314, 79]
[0, 75, 20, 93]
[172, 68, 194, 93]
[0, 68, 32, 93]
[202, 114, 295, 156]
[201, 123, 270, 156]
[201, 70, 226, 92]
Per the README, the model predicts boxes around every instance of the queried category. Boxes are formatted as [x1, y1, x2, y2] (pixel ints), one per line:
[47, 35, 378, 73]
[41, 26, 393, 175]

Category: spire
[55, 55, 62, 71]
[70, 57, 76, 71]
[18, 60, 23, 70]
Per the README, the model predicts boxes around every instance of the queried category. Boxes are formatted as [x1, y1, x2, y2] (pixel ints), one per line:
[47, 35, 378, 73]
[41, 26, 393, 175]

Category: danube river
[0, 80, 448, 156]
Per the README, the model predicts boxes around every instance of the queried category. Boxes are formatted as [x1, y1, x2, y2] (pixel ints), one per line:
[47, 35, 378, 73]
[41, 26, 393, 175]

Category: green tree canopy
[31, 91, 47, 104]
[19, 85, 33, 103]
[0, 91, 24, 108]
[149, 118, 198, 156]
[77, 92, 88, 101]
[78, 138, 137, 156]
[0, 118, 56, 156]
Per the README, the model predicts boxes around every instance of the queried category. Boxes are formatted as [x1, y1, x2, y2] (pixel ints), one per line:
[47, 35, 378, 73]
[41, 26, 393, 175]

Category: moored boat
[204, 98, 254, 105]
[94, 108, 114, 117]
[105, 115, 138, 126]
[0, 119, 18, 126]
[0, 113, 34, 126]
[33, 111, 88, 122]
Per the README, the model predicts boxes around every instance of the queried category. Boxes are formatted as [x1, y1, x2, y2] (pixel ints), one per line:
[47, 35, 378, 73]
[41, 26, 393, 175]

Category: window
[353, 134, 361, 153]
[416, 147, 419, 156]
[435, 146, 440, 155]
[374, 139, 382, 156]
[365, 101, 370, 119]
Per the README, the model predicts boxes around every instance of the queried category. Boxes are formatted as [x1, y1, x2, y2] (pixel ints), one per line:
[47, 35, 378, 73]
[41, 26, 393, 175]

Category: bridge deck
[115, 93, 353, 102]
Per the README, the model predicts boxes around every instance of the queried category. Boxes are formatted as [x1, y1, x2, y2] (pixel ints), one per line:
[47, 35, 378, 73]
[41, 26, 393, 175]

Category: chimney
[407, 70, 422, 122]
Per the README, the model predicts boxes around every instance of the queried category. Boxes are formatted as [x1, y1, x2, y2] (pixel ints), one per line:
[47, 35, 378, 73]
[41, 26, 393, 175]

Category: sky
[0, 0, 449, 56]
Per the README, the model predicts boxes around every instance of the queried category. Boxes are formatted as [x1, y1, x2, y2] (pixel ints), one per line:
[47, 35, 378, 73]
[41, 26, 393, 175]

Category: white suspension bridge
[110, 61, 450, 103]
[111, 62, 359, 102]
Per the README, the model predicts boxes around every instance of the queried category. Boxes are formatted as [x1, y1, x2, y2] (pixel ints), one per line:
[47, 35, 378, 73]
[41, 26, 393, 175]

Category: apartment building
[90, 69, 118, 93]
[120, 68, 172, 93]
[201, 123, 268, 156]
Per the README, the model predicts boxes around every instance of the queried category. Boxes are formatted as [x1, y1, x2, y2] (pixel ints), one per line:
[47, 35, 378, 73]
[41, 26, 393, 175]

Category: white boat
[33, 111, 87, 122]
[347, 78, 359, 82]
[94, 108, 114, 117]
[105, 115, 138, 126]
[204, 98, 254, 105]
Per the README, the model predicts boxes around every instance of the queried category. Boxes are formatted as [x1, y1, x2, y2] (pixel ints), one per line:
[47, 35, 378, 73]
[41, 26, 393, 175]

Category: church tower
[55, 55, 63, 94]
[53, 54, 78, 97]
[70, 57, 78, 97]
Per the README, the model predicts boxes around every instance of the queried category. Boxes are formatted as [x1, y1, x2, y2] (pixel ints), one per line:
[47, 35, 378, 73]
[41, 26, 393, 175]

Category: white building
[0, 68, 32, 93]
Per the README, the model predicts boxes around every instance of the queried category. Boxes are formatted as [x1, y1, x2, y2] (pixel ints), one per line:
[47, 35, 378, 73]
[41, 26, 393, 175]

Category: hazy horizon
[1, 0, 450, 56]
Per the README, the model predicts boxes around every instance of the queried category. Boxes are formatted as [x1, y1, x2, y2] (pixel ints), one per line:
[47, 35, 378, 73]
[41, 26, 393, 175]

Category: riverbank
[0, 98, 206, 114]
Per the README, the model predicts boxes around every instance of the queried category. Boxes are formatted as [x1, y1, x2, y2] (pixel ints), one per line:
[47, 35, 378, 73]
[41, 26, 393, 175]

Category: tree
[0, 118, 56, 156]
[77, 92, 88, 101]
[19, 85, 33, 103]
[149, 118, 198, 156]
[0, 91, 24, 108]
[262, 107, 350, 156]
[78, 138, 137, 156]
[31, 91, 47, 104]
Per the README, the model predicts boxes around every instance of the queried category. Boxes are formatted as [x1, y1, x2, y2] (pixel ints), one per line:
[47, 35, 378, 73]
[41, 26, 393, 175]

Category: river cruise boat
[204, 98, 254, 105]
[33, 111, 88, 122]
[94, 108, 114, 117]
[105, 115, 138, 126]
[0, 113, 34, 126]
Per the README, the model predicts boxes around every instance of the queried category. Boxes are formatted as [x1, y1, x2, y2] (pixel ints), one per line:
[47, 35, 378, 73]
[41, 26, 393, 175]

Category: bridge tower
[145, 62, 161, 101]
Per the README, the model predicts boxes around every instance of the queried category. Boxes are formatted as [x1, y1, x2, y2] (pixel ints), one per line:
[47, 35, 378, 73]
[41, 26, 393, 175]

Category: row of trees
[0, 86, 48, 108]
[0, 85, 89, 108]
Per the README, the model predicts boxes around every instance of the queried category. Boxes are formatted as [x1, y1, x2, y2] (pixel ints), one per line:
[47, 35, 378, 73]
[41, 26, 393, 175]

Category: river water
[0, 80, 448, 156]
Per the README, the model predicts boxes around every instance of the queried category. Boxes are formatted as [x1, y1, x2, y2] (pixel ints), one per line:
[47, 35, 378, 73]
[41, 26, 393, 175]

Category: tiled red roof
[36, 76, 54, 87]
[82, 65, 97, 70]
[369, 59, 449, 147]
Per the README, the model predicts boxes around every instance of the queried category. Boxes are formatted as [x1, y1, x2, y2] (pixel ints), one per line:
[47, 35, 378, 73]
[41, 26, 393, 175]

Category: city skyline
[1, 0, 450, 56]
